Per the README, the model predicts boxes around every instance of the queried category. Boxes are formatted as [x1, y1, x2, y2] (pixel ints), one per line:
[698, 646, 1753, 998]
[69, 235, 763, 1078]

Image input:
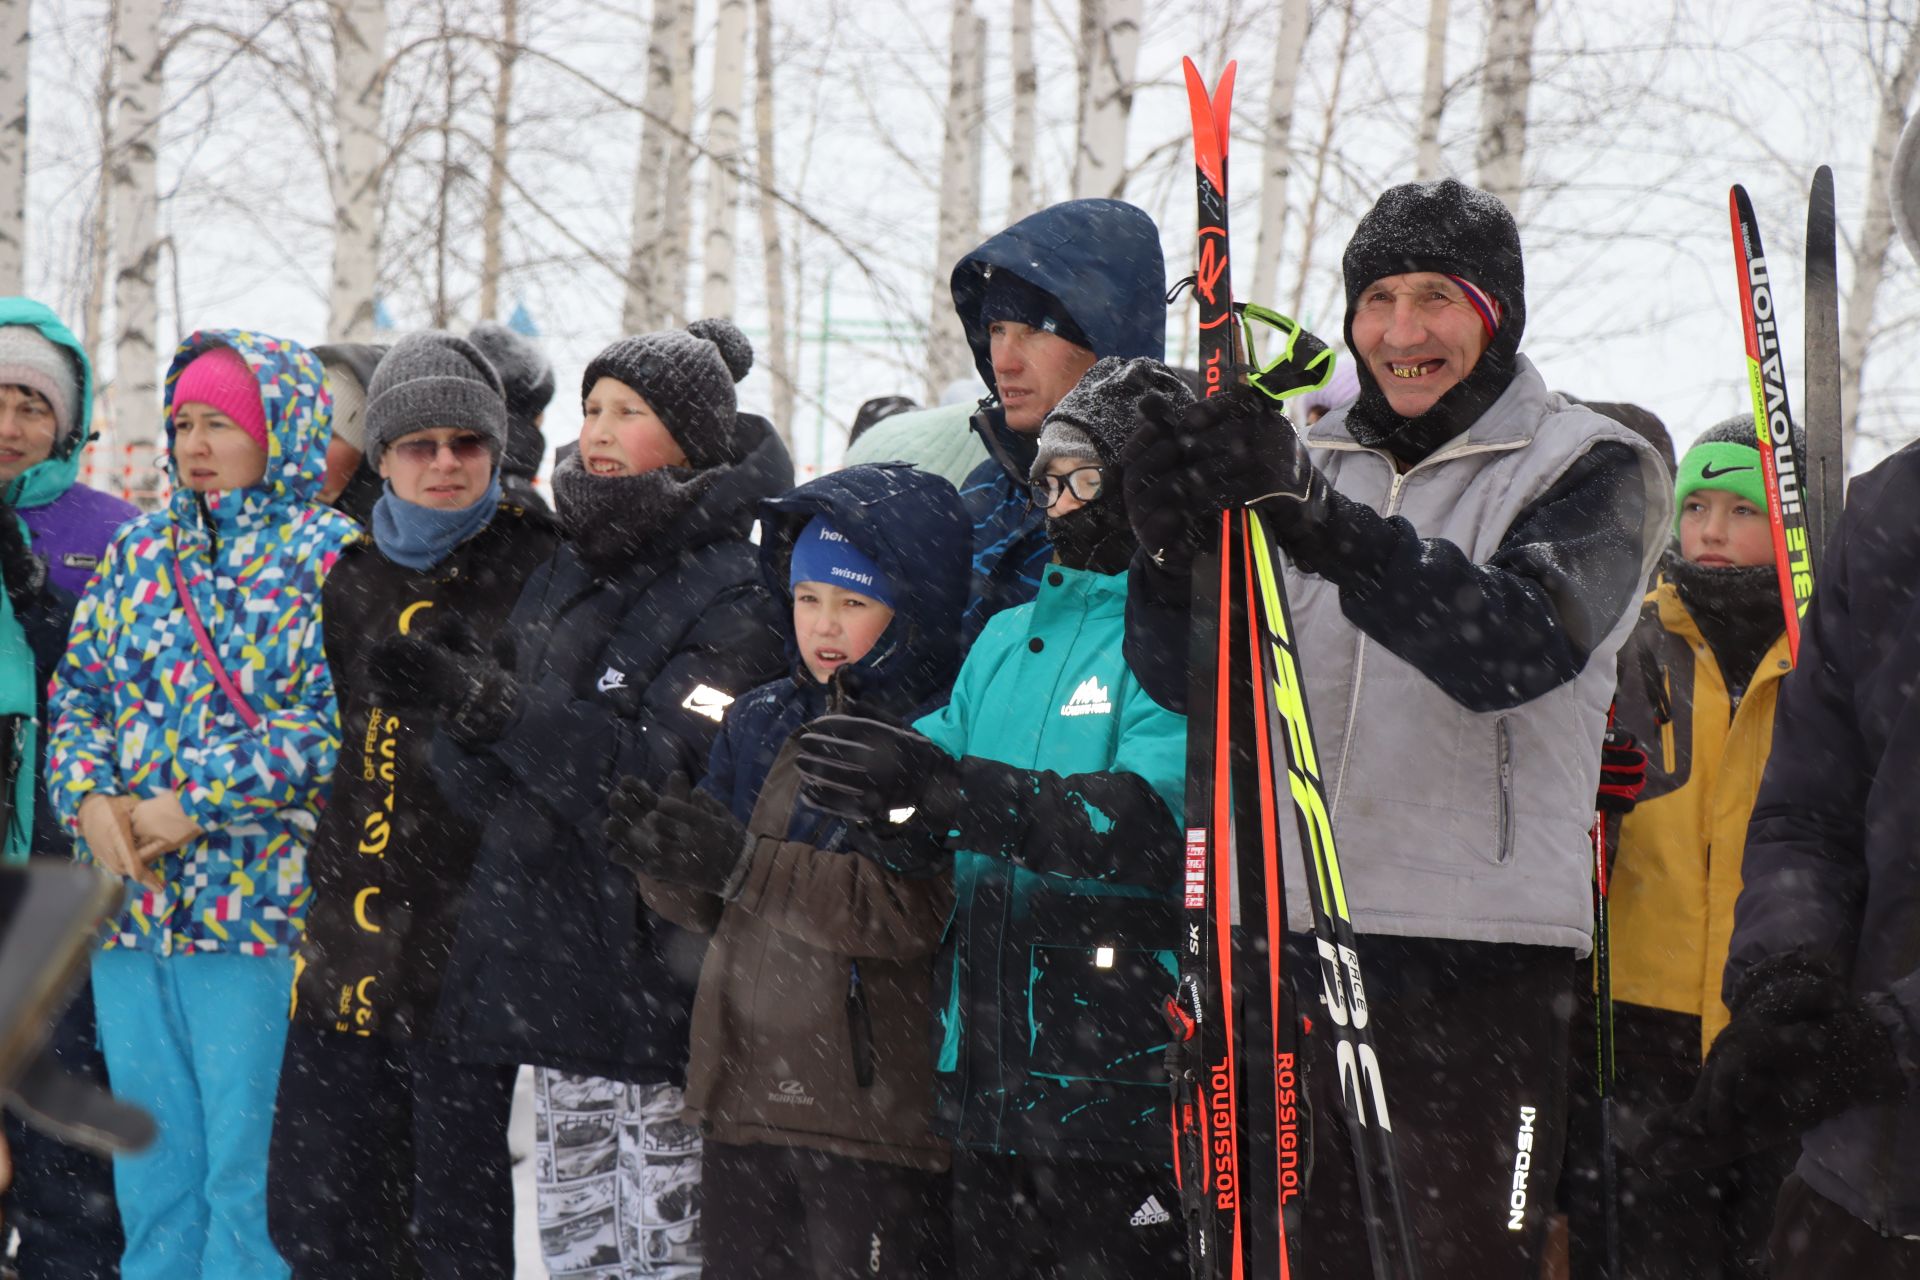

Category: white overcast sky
[23, 0, 1913, 479]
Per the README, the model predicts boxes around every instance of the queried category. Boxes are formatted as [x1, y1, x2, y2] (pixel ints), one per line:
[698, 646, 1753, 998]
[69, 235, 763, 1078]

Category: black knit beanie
[979, 270, 1095, 352]
[580, 318, 754, 469]
[469, 322, 555, 482]
[1031, 356, 1193, 477]
[1340, 179, 1527, 464]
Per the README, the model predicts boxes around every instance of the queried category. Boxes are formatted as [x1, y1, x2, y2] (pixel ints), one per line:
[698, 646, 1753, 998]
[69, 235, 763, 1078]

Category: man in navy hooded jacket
[948, 198, 1166, 646]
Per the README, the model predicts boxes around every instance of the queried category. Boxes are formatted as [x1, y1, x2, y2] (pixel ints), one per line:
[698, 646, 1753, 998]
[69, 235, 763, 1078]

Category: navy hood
[759, 463, 969, 719]
[950, 199, 1167, 398]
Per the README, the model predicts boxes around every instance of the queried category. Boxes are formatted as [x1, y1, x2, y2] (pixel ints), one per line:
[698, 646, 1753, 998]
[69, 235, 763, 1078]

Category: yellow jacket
[1608, 581, 1792, 1058]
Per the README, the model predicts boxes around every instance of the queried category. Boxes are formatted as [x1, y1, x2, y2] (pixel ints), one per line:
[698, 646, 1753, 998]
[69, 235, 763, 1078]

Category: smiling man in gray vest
[1120, 178, 1672, 1279]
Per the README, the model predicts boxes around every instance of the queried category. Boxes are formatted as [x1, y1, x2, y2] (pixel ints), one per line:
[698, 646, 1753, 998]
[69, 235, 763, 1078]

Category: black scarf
[1341, 328, 1523, 467]
[550, 452, 721, 575]
[1667, 553, 1785, 705]
[1046, 497, 1134, 575]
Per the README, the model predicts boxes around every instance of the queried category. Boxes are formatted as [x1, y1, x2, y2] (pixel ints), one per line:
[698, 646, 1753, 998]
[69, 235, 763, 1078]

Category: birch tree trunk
[1414, 0, 1450, 180]
[1072, 0, 1140, 200]
[431, 41, 455, 328]
[329, 0, 387, 342]
[659, 0, 696, 324]
[1007, 0, 1035, 220]
[1475, 0, 1536, 210]
[926, 0, 981, 402]
[1249, 0, 1309, 311]
[0, 0, 30, 295]
[622, 0, 679, 334]
[478, 0, 517, 320]
[83, 15, 115, 379]
[701, 0, 747, 317]
[109, 0, 162, 494]
[752, 0, 792, 443]
[1289, 0, 1357, 319]
[1840, 17, 1920, 464]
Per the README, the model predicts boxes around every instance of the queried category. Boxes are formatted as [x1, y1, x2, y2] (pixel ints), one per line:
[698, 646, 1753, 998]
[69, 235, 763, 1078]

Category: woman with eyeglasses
[266, 330, 559, 1279]
[366, 319, 791, 1278]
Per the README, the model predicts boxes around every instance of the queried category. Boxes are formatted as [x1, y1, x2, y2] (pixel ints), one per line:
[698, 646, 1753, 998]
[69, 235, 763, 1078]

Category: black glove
[0, 505, 46, 614]
[792, 714, 960, 830]
[841, 817, 953, 879]
[365, 620, 518, 743]
[1120, 385, 1328, 584]
[603, 773, 754, 899]
[1638, 952, 1910, 1172]
[1596, 726, 1648, 814]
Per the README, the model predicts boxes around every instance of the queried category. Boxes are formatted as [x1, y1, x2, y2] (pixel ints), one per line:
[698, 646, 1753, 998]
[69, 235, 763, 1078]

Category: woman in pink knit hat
[49, 331, 359, 1279]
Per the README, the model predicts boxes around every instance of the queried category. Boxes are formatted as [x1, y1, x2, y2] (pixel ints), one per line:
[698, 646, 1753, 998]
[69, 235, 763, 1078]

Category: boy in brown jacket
[605, 463, 970, 1278]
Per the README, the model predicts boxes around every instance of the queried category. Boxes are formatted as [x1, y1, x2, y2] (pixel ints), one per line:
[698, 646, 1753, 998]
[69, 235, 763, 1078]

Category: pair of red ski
[1165, 58, 1421, 1280]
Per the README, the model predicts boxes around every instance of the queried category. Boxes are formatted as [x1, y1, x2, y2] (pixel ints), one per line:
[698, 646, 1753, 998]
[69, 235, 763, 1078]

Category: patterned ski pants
[532, 1069, 703, 1278]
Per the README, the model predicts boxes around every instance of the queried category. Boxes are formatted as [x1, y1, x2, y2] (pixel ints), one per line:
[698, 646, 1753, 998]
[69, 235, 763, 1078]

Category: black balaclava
[1340, 178, 1527, 466]
[1034, 356, 1194, 575]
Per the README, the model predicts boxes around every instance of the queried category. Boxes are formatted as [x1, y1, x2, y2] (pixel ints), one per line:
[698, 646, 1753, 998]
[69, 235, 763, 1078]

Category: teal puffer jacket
[913, 563, 1185, 1163]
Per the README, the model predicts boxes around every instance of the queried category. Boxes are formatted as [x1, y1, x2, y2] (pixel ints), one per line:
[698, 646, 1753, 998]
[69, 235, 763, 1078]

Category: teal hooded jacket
[910, 563, 1186, 1162]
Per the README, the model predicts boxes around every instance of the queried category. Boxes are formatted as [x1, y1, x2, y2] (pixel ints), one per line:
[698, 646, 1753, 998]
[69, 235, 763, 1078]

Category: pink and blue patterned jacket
[49, 330, 361, 954]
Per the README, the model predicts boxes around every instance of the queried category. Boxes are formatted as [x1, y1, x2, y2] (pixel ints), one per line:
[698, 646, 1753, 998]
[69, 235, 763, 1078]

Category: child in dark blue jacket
[607, 462, 971, 1279]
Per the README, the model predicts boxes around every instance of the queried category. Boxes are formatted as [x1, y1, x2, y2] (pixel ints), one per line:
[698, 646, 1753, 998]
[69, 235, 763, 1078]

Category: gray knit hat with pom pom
[580, 318, 754, 468]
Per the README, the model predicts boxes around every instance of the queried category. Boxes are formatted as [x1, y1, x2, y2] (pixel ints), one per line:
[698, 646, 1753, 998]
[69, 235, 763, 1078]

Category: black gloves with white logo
[793, 715, 961, 833]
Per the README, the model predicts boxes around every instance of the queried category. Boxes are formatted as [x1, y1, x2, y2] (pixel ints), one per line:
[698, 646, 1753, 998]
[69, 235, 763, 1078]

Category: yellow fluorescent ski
[1248, 511, 1353, 922]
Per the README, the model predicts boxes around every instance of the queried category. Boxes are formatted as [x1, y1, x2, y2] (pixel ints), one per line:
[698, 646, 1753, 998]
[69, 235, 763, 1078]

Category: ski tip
[1812, 164, 1836, 197]
[1183, 57, 1225, 191]
[1216, 60, 1238, 131]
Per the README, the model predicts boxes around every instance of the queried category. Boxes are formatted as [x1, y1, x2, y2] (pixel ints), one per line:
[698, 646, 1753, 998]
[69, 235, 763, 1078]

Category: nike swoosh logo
[1699, 462, 1753, 479]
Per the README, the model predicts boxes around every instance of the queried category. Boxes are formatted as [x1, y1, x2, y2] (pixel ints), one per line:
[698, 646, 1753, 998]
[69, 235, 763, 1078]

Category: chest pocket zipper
[1496, 717, 1515, 864]
[846, 961, 874, 1089]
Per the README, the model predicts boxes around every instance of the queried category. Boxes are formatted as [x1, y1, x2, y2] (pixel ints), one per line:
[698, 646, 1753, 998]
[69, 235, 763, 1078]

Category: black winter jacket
[1724, 441, 1920, 1235]
[431, 422, 791, 1081]
[294, 503, 559, 1040]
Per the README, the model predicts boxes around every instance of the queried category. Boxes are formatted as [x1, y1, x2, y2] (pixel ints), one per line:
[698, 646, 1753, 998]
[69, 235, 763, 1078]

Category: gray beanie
[0, 325, 81, 445]
[363, 330, 508, 464]
[1032, 356, 1195, 479]
[581, 318, 753, 469]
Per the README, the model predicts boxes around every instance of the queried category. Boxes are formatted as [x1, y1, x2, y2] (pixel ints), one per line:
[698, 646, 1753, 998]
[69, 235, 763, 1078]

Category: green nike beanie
[1674, 414, 1768, 534]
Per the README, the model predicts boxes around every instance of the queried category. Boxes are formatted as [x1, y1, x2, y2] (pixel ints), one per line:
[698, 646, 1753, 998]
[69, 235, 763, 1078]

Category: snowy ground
[511, 1066, 549, 1280]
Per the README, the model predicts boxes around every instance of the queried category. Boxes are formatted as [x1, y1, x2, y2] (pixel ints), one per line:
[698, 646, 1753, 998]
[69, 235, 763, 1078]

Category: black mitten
[366, 621, 518, 743]
[1638, 952, 1910, 1171]
[603, 774, 753, 898]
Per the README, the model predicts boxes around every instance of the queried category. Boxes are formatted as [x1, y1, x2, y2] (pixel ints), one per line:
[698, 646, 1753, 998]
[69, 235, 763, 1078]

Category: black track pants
[266, 1022, 517, 1280]
[700, 1140, 951, 1279]
[949, 1149, 1184, 1280]
[1561, 999, 1793, 1279]
[1284, 935, 1573, 1280]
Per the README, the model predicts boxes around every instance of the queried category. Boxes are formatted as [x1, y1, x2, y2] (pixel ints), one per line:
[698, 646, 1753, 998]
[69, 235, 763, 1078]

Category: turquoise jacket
[48, 330, 360, 954]
[912, 563, 1185, 1161]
